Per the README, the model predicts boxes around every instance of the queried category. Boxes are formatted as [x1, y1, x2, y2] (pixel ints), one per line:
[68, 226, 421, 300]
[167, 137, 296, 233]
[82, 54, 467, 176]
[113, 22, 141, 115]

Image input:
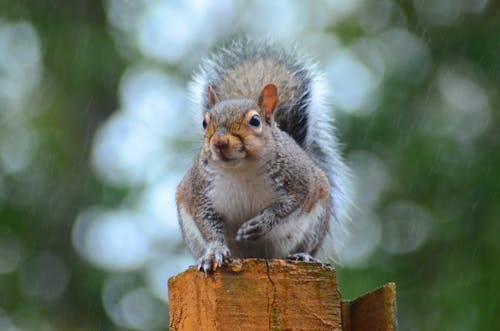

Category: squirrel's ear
[207, 85, 220, 108]
[259, 84, 278, 119]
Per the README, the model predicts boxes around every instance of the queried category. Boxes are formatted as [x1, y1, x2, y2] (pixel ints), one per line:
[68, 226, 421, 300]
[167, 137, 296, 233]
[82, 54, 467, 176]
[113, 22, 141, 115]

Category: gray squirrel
[176, 39, 351, 273]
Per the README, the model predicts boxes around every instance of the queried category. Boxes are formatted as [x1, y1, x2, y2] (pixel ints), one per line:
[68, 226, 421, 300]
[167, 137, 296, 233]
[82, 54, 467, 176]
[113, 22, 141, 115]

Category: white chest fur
[209, 164, 276, 231]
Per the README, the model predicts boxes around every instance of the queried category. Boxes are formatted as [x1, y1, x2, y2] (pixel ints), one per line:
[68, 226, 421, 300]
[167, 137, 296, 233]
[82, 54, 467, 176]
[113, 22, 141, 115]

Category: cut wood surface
[168, 258, 396, 331]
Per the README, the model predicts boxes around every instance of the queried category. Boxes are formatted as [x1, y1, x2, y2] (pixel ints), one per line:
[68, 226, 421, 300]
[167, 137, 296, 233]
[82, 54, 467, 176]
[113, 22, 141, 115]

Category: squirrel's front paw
[198, 243, 230, 275]
[236, 217, 271, 241]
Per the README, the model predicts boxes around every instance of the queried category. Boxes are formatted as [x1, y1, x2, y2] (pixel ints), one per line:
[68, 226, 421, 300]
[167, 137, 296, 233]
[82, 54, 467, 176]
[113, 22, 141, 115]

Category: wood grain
[168, 258, 397, 331]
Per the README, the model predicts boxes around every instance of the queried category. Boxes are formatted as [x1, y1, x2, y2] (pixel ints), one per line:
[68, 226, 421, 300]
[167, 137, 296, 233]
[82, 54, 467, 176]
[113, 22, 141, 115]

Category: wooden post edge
[341, 282, 397, 331]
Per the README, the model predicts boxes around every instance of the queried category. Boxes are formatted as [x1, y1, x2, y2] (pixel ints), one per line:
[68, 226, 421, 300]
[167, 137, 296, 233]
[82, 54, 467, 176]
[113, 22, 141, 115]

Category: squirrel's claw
[286, 253, 322, 263]
[197, 243, 230, 275]
[235, 218, 270, 241]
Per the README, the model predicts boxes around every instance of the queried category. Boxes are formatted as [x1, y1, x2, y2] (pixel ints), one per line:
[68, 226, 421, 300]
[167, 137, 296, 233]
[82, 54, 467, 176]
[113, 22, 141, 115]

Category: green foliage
[0, 1, 498, 330]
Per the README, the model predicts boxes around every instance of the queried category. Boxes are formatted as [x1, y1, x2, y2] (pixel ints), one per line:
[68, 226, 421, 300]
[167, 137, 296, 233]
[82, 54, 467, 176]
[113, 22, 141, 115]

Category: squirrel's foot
[286, 253, 322, 263]
[235, 217, 271, 241]
[197, 242, 230, 275]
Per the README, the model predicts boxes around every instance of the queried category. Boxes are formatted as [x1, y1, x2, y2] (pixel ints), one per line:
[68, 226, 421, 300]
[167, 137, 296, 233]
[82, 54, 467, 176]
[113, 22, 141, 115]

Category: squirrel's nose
[213, 136, 230, 152]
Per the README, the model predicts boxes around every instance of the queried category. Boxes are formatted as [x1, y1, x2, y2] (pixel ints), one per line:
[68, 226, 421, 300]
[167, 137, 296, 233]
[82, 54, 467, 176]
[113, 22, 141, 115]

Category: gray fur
[177, 39, 354, 273]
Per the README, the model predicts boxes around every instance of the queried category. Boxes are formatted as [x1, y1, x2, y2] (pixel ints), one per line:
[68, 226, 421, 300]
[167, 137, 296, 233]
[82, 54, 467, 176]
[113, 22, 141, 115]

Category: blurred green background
[0, 0, 498, 330]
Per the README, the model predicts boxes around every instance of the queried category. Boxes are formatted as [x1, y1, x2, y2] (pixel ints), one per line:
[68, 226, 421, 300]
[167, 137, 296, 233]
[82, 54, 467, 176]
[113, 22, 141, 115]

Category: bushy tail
[190, 38, 352, 240]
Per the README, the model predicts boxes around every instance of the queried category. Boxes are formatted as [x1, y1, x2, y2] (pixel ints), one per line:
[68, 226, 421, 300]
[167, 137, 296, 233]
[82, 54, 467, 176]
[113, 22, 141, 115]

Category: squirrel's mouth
[210, 147, 246, 166]
[212, 151, 244, 165]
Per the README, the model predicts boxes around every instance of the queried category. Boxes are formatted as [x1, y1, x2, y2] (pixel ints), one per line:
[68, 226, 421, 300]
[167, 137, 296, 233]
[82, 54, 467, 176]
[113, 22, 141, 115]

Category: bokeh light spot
[382, 201, 432, 255]
[120, 288, 168, 330]
[0, 21, 41, 105]
[73, 208, 151, 272]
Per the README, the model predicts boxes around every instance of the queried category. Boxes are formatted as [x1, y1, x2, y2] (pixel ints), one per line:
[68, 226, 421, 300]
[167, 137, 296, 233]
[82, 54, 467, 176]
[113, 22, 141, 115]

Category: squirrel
[176, 39, 351, 274]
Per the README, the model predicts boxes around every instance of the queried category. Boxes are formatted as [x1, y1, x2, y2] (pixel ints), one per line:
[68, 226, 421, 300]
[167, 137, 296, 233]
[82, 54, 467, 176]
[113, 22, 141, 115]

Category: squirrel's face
[203, 101, 268, 167]
[202, 84, 278, 168]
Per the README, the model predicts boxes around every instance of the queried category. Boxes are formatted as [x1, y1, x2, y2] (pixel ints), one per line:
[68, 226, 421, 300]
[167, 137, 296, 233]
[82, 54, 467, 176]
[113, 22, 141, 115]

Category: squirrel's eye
[202, 119, 207, 129]
[249, 114, 261, 127]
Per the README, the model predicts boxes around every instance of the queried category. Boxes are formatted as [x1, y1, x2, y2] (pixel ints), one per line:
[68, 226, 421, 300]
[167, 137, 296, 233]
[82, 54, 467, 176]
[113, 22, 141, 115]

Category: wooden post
[168, 258, 396, 331]
[342, 283, 397, 331]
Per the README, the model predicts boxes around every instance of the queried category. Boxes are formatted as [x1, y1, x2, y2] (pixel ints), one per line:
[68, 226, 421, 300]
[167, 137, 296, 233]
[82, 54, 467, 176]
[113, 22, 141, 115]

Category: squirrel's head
[202, 84, 278, 167]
